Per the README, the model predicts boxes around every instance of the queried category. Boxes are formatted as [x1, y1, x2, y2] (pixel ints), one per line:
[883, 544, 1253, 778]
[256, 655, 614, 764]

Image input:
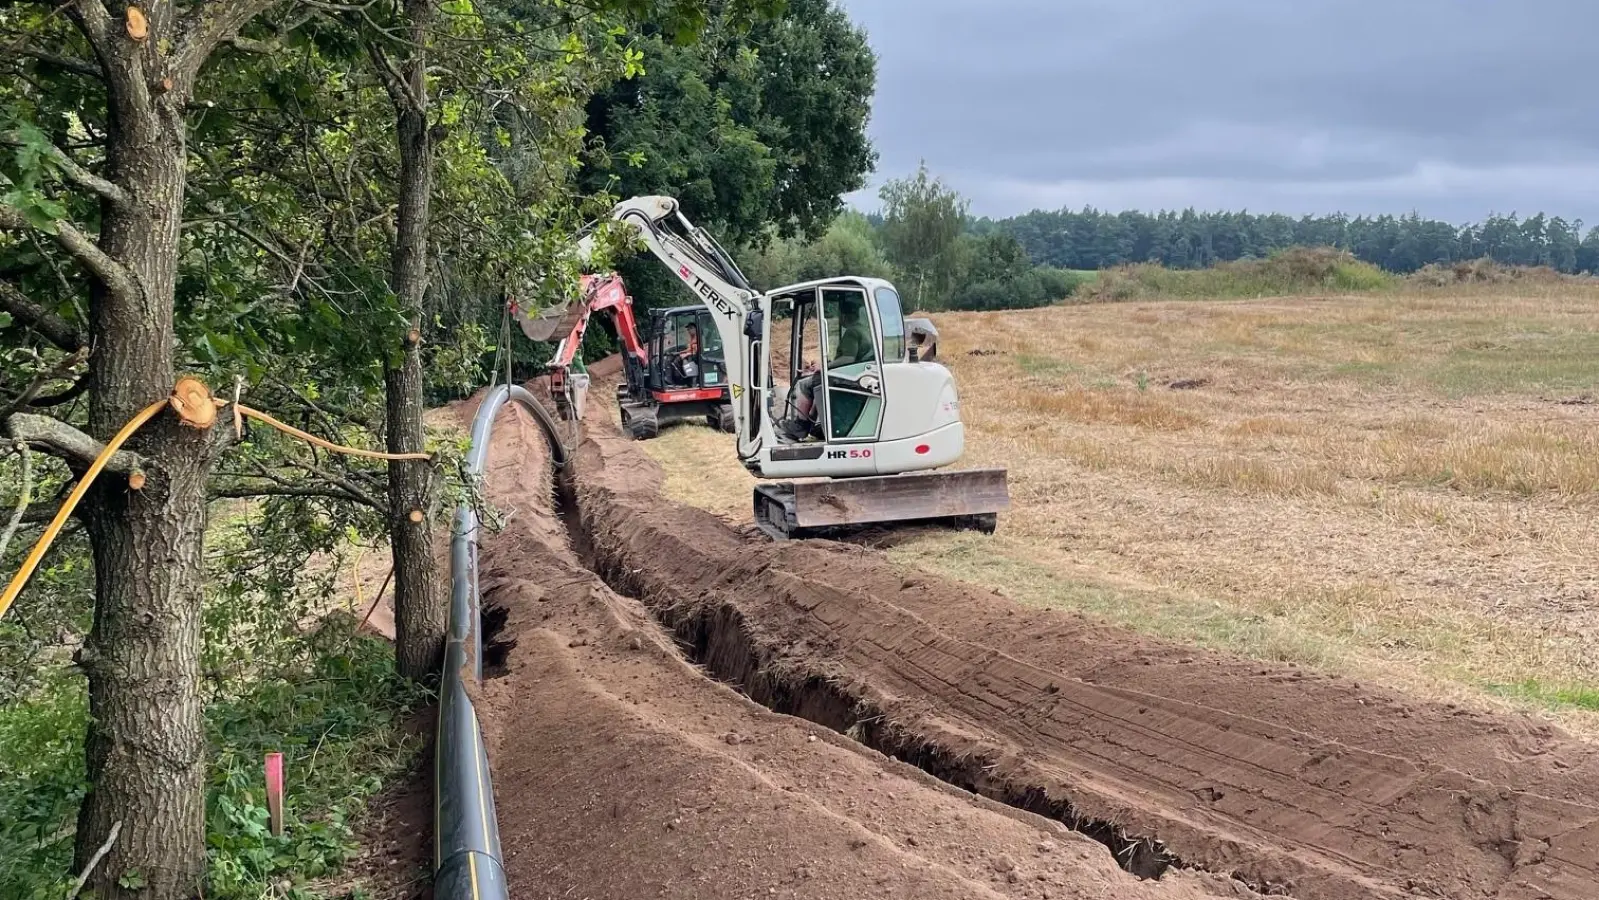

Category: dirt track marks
[466, 403, 1242, 900]
[569, 399, 1599, 900]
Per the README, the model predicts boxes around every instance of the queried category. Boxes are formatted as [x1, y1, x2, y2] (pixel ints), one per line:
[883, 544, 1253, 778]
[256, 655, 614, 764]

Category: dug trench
[464, 397, 1251, 900]
[553, 466, 1181, 882]
[549, 382, 1599, 900]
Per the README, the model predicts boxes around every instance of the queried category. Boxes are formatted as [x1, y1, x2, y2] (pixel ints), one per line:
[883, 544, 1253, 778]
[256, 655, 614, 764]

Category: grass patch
[886, 534, 1342, 668]
[1425, 331, 1599, 397]
[1079, 247, 1398, 302]
[0, 621, 426, 900]
[1485, 679, 1599, 713]
[1373, 423, 1599, 496]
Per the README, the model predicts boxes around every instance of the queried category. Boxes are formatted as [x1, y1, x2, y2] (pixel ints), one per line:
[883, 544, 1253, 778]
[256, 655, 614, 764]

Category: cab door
[818, 285, 885, 444]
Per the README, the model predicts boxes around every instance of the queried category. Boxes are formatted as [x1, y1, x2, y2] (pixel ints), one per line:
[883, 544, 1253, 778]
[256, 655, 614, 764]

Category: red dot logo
[915, 444, 930, 455]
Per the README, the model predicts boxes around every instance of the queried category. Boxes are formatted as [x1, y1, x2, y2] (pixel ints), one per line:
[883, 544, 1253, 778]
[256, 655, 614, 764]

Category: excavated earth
[459, 380, 1599, 900]
[460, 400, 1248, 900]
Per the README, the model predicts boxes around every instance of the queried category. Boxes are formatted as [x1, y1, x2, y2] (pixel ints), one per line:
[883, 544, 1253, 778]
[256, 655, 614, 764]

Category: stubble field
[639, 285, 1599, 734]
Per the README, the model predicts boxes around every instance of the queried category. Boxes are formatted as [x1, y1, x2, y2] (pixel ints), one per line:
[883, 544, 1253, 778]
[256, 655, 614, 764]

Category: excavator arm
[588, 197, 765, 460]
[543, 273, 648, 421]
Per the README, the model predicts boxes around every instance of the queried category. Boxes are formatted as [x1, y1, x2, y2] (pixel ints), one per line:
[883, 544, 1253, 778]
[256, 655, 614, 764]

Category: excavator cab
[649, 306, 727, 391]
[770, 282, 900, 444]
[616, 305, 736, 440]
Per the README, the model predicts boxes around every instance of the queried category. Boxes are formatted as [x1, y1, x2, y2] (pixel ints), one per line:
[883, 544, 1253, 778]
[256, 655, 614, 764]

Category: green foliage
[948, 266, 1091, 312]
[203, 622, 427, 899]
[582, 0, 874, 245]
[0, 670, 87, 898]
[1406, 257, 1571, 287]
[0, 120, 71, 233]
[1078, 247, 1399, 301]
[876, 162, 970, 309]
[577, 0, 876, 314]
[977, 206, 1599, 276]
[939, 231, 1088, 311]
[0, 620, 424, 900]
[738, 210, 896, 287]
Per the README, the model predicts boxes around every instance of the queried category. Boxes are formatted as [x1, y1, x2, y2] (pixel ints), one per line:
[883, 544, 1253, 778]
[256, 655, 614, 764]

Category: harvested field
[452, 360, 1599, 899]
[636, 289, 1599, 732]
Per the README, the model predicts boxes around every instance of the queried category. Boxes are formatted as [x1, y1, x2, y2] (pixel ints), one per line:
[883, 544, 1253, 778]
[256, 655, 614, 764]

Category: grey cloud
[838, 0, 1599, 221]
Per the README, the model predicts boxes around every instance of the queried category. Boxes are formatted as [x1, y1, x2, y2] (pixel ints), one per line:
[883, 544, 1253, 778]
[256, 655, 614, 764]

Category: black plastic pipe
[434, 383, 570, 900]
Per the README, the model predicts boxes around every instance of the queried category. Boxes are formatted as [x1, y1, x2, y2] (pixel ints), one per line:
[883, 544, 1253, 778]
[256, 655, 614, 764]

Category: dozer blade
[752, 468, 1009, 540]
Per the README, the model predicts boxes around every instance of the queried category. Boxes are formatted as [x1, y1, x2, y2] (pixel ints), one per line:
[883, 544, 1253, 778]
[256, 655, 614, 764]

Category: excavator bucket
[752, 468, 1010, 540]
[512, 297, 583, 343]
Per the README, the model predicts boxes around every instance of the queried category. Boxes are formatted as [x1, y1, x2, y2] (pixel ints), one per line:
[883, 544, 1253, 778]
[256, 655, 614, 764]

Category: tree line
[737, 164, 1084, 314]
[974, 207, 1599, 275]
[729, 162, 1599, 317]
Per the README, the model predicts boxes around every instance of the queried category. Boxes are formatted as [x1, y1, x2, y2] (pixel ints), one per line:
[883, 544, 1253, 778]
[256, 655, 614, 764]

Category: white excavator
[517, 195, 1009, 540]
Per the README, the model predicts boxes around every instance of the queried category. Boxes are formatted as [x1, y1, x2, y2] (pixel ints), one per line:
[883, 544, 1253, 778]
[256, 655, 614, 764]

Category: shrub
[945, 266, 1091, 311]
[1077, 247, 1397, 301]
[1406, 257, 1569, 287]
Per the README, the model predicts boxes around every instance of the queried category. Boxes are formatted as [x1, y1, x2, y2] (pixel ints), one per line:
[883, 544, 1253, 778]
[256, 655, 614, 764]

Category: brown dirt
[461, 400, 1247, 900]
[318, 705, 437, 900]
[554, 374, 1599, 900]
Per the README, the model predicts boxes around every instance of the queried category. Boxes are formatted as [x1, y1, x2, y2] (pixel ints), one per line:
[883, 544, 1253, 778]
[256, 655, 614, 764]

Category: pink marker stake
[264, 752, 284, 837]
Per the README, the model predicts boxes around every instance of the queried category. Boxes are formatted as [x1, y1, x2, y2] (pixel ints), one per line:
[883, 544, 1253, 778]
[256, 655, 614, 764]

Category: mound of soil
[564, 389, 1599, 900]
[460, 401, 1247, 899]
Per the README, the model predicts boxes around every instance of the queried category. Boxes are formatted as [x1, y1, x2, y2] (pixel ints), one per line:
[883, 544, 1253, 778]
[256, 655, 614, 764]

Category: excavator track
[752, 468, 1008, 540]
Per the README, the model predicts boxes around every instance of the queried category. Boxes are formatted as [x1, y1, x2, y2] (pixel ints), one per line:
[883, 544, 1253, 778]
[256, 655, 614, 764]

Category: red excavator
[513, 272, 735, 440]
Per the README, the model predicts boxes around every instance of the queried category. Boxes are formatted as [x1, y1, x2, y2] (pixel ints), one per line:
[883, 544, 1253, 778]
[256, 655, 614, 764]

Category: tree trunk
[385, 0, 446, 681]
[73, 92, 214, 899]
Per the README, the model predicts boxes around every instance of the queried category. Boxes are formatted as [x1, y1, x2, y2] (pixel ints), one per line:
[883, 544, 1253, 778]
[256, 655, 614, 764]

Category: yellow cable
[234, 405, 431, 462]
[0, 398, 166, 621]
[1, 377, 433, 623]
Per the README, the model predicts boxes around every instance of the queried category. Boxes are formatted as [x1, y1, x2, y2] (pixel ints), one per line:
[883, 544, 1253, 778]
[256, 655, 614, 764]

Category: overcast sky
[837, 0, 1599, 225]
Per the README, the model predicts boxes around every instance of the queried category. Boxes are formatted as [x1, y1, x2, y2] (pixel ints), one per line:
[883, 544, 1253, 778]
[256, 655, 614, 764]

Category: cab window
[873, 287, 906, 361]
[820, 288, 875, 369]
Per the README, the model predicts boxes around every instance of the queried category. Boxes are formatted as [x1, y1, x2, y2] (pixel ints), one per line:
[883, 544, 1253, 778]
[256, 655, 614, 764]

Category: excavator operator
[671, 323, 701, 384]
[787, 302, 875, 439]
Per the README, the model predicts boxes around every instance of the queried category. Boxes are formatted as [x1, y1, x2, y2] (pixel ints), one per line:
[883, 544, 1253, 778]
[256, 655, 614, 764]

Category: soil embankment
[558, 372, 1599, 900]
[460, 399, 1246, 899]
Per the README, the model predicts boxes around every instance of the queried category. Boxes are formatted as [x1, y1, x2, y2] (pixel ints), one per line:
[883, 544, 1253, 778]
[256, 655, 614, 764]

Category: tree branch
[209, 482, 384, 510]
[2, 130, 127, 204]
[174, 0, 288, 88]
[15, 48, 103, 80]
[3, 412, 146, 477]
[364, 40, 413, 111]
[224, 34, 277, 54]
[0, 206, 140, 304]
[20, 501, 66, 526]
[67, 820, 120, 900]
[0, 443, 34, 561]
[290, 460, 386, 510]
[29, 376, 91, 409]
[59, 0, 116, 62]
[0, 281, 85, 351]
[0, 349, 89, 419]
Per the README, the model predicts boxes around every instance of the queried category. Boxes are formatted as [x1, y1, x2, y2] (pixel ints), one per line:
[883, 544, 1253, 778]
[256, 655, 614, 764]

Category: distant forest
[963, 208, 1599, 275]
